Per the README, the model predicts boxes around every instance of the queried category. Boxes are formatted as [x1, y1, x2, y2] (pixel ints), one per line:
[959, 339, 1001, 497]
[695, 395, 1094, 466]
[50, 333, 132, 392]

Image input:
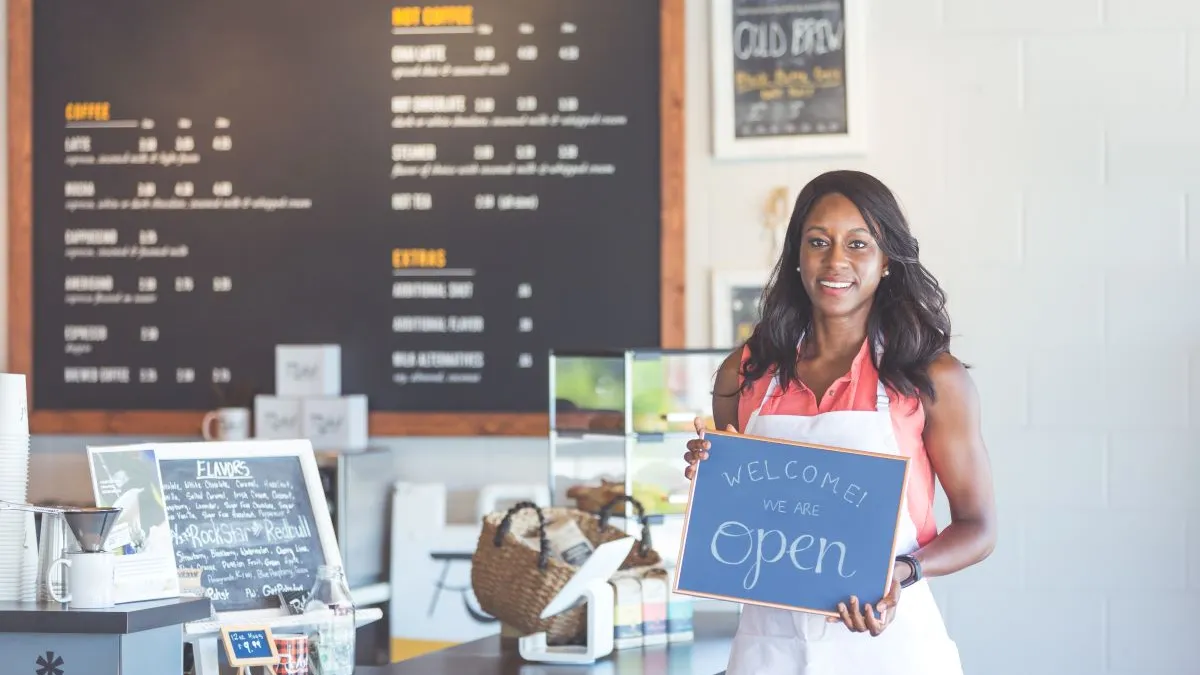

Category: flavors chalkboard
[8, 0, 685, 436]
[151, 440, 340, 615]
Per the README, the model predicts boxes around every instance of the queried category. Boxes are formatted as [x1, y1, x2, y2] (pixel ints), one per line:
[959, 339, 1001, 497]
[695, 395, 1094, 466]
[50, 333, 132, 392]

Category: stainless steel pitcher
[36, 512, 78, 602]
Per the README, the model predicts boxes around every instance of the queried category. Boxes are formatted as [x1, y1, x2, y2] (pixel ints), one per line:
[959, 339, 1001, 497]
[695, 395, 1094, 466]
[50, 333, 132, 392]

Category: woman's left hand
[826, 563, 905, 636]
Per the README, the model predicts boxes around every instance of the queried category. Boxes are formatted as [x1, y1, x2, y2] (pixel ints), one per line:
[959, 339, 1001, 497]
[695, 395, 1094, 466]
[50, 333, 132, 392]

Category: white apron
[725, 372, 963, 675]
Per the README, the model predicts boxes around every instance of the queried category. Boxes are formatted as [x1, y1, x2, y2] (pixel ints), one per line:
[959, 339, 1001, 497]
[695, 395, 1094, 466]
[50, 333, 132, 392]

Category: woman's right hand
[684, 416, 735, 480]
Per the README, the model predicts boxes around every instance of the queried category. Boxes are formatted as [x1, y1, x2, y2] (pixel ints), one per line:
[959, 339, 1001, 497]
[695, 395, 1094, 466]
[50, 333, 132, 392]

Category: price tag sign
[220, 625, 280, 668]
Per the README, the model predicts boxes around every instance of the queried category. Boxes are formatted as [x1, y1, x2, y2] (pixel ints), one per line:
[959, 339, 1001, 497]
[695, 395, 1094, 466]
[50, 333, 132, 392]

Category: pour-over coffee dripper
[0, 500, 127, 603]
[61, 507, 122, 553]
[0, 498, 122, 551]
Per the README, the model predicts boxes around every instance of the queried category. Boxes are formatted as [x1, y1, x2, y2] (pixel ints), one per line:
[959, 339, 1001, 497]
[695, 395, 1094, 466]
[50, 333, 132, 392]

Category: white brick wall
[686, 0, 1200, 672]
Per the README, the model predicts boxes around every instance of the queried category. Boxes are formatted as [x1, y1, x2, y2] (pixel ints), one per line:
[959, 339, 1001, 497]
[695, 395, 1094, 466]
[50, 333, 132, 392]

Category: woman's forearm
[909, 517, 996, 578]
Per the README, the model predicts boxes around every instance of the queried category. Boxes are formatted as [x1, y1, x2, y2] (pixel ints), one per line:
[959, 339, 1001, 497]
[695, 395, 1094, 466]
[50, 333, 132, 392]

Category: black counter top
[0, 596, 212, 635]
[362, 611, 739, 675]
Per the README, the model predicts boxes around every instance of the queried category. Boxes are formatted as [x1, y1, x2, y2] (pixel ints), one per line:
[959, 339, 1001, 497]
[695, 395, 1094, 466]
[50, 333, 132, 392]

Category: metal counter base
[0, 597, 212, 675]
[364, 611, 739, 675]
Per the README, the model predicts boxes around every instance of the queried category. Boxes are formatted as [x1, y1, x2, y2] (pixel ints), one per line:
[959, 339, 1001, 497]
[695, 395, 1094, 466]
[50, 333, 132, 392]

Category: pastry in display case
[548, 349, 729, 528]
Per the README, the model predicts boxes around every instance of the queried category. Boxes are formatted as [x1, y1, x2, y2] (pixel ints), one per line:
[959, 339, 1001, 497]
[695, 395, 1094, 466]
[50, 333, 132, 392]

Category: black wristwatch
[895, 554, 922, 588]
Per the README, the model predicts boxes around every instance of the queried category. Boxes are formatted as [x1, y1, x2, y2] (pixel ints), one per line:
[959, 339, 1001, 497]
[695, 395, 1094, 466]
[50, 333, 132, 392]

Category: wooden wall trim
[8, 0, 33, 384]
[659, 0, 686, 350]
[9, 0, 686, 437]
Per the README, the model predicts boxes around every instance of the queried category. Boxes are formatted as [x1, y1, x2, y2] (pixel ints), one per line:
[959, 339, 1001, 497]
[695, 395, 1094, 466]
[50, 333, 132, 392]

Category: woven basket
[566, 479, 626, 514]
[470, 496, 662, 644]
[585, 495, 661, 571]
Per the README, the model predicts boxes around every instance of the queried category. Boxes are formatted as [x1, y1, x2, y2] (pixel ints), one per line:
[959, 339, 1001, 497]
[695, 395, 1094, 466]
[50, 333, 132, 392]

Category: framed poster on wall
[710, 0, 867, 160]
[711, 270, 771, 349]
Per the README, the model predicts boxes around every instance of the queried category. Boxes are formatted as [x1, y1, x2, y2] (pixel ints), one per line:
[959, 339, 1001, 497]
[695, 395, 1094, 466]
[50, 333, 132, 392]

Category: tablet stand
[518, 578, 615, 664]
[516, 536, 633, 665]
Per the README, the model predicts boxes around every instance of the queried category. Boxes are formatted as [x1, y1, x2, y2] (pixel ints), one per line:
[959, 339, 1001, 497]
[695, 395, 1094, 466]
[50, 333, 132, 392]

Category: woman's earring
[882, 269, 890, 277]
[795, 266, 801, 272]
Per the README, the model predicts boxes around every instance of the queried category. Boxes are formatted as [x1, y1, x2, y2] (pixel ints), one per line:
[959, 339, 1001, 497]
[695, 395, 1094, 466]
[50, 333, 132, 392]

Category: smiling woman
[743, 170, 952, 402]
[683, 170, 996, 675]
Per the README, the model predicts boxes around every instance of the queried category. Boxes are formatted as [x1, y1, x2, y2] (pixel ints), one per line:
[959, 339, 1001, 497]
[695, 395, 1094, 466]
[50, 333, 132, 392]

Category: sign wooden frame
[672, 429, 910, 617]
[710, 0, 868, 160]
[219, 625, 280, 669]
[88, 438, 343, 622]
[6, 0, 686, 436]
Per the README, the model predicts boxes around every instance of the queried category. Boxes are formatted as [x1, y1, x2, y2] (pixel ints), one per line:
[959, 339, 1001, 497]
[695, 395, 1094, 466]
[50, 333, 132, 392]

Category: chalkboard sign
[710, 0, 866, 159]
[220, 626, 279, 668]
[8, 0, 685, 436]
[674, 430, 909, 615]
[151, 439, 340, 616]
[159, 455, 324, 612]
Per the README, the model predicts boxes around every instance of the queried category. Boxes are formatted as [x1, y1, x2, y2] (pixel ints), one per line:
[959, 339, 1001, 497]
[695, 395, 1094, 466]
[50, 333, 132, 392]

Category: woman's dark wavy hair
[737, 170, 953, 401]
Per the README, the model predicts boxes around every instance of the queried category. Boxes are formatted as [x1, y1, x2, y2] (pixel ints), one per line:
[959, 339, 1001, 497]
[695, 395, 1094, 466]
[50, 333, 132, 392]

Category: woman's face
[796, 193, 888, 319]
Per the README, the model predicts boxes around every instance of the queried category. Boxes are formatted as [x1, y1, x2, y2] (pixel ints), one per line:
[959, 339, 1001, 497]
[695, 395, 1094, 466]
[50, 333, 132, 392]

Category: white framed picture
[710, 0, 868, 160]
[711, 270, 772, 349]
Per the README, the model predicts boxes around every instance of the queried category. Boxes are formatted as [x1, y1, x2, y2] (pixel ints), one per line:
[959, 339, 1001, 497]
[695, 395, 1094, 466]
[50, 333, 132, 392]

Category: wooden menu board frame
[6, 0, 686, 436]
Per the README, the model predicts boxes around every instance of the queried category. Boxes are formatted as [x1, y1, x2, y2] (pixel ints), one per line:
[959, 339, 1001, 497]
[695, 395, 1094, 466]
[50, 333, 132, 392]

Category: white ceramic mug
[48, 551, 115, 608]
[201, 407, 251, 440]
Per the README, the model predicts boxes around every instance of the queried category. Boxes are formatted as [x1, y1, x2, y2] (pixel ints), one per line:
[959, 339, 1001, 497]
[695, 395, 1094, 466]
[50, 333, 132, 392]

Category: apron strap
[871, 338, 889, 413]
[750, 374, 780, 419]
[749, 335, 801, 421]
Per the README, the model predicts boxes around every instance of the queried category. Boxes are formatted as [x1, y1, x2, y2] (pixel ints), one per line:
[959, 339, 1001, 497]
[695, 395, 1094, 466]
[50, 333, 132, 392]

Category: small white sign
[275, 344, 341, 397]
[254, 395, 303, 439]
[302, 395, 369, 450]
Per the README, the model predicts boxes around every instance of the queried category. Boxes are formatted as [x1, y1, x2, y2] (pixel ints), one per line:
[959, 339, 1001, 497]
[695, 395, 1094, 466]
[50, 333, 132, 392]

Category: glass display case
[547, 349, 730, 550]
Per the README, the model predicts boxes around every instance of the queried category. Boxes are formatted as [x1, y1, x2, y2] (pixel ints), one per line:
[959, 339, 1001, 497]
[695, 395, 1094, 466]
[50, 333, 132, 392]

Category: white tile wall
[944, 0, 1103, 32]
[1107, 109, 1200, 188]
[1188, 515, 1200, 586]
[947, 589, 1106, 674]
[4, 0, 1199, 672]
[1189, 194, 1200, 261]
[1190, 31, 1200, 97]
[1108, 433, 1199, 509]
[1108, 592, 1198, 672]
[686, 0, 1200, 672]
[1023, 32, 1186, 112]
[1106, 0, 1200, 27]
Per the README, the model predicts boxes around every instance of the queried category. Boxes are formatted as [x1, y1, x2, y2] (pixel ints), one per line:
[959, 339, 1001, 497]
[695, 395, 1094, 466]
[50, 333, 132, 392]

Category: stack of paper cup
[0, 373, 31, 602]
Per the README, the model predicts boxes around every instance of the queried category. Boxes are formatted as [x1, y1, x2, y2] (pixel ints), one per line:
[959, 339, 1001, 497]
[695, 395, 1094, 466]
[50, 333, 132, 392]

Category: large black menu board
[730, 0, 849, 138]
[29, 0, 666, 422]
[159, 455, 326, 612]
